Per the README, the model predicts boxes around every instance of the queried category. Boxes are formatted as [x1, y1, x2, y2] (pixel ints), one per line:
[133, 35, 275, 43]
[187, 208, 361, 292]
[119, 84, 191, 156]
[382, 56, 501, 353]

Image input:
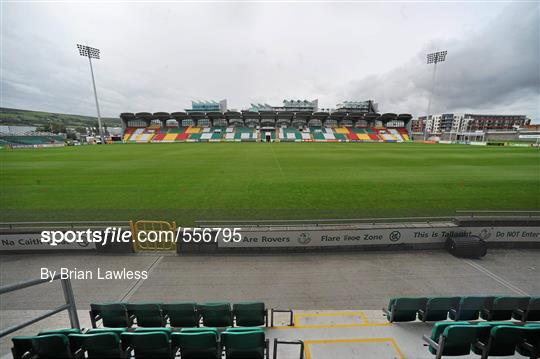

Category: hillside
[0, 107, 120, 131]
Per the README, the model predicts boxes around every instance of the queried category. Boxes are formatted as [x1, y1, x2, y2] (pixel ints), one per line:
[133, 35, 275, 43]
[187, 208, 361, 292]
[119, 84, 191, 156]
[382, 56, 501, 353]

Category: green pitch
[1, 143, 538, 223]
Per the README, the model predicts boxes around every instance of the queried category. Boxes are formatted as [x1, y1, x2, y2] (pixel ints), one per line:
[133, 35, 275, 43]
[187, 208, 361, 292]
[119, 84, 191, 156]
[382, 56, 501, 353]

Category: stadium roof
[225, 111, 242, 120]
[171, 112, 188, 120]
[206, 111, 224, 120]
[119, 112, 136, 120]
[364, 113, 381, 121]
[188, 112, 206, 120]
[242, 111, 260, 120]
[135, 112, 153, 120]
[380, 113, 398, 121]
[347, 112, 365, 120]
[398, 114, 413, 121]
[152, 112, 170, 120]
[312, 112, 329, 120]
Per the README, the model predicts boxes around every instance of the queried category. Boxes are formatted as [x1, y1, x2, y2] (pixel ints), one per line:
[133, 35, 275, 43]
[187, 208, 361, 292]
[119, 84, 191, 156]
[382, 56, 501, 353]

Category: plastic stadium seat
[424, 324, 482, 358]
[383, 297, 427, 322]
[176, 133, 189, 141]
[172, 331, 220, 359]
[127, 303, 166, 327]
[121, 332, 172, 359]
[516, 324, 540, 357]
[513, 297, 540, 322]
[449, 296, 491, 321]
[11, 336, 35, 359]
[198, 302, 233, 327]
[152, 133, 166, 142]
[418, 297, 460, 322]
[222, 329, 268, 359]
[481, 296, 530, 321]
[162, 302, 199, 327]
[86, 328, 128, 336]
[68, 333, 123, 359]
[134, 327, 173, 336]
[472, 325, 527, 358]
[233, 302, 267, 327]
[38, 328, 82, 336]
[32, 334, 73, 359]
[90, 303, 133, 328]
[425, 322, 471, 355]
[180, 327, 219, 335]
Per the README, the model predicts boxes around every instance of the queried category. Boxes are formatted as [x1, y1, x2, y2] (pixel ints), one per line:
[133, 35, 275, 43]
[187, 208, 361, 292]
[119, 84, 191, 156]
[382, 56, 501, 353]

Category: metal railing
[455, 210, 540, 218]
[197, 216, 454, 227]
[270, 308, 294, 327]
[273, 339, 304, 359]
[0, 221, 130, 232]
[0, 274, 79, 338]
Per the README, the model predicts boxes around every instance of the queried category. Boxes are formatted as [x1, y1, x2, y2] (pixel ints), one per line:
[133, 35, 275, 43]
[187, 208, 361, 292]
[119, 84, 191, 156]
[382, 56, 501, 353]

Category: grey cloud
[343, 3, 539, 120]
[1, 2, 537, 120]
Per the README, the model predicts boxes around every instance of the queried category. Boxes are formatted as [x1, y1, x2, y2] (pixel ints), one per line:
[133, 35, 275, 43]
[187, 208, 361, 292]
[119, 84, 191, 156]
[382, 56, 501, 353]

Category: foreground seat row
[423, 322, 540, 359]
[12, 327, 269, 359]
[90, 301, 271, 328]
[384, 296, 540, 323]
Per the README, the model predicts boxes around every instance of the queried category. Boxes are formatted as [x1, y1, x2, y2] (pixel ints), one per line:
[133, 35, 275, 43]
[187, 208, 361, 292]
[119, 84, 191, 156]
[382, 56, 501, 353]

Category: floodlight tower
[77, 44, 105, 144]
[424, 50, 447, 141]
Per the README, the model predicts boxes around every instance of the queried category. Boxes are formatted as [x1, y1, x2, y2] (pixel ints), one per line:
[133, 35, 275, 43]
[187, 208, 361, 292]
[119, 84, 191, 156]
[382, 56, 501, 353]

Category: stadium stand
[119, 111, 413, 143]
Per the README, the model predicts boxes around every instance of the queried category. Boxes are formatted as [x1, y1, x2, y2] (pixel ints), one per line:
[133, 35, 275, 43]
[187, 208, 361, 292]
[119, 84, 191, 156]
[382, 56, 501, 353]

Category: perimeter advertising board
[0, 233, 96, 251]
[217, 225, 540, 248]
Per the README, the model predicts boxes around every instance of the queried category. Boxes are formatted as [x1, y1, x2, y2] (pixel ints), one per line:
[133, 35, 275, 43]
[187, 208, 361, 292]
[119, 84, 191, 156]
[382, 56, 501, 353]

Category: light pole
[77, 44, 105, 144]
[424, 50, 447, 141]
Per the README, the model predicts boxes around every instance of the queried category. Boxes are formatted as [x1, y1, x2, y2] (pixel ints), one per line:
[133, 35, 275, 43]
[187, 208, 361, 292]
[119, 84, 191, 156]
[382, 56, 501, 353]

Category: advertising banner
[0, 233, 96, 251]
[218, 226, 540, 248]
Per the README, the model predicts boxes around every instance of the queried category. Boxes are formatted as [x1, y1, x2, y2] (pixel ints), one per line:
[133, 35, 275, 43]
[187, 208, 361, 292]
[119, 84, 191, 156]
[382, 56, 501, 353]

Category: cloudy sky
[1, 1, 539, 121]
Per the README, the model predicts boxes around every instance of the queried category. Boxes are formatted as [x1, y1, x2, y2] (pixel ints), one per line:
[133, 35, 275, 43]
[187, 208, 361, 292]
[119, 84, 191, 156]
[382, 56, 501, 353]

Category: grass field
[1, 143, 538, 223]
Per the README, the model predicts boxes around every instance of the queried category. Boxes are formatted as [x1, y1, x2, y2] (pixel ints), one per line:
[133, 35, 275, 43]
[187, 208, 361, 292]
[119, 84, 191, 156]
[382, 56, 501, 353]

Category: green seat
[481, 296, 530, 321]
[172, 331, 220, 359]
[449, 296, 490, 321]
[424, 324, 482, 358]
[127, 303, 165, 327]
[68, 333, 122, 359]
[38, 328, 82, 336]
[11, 336, 35, 359]
[222, 330, 267, 359]
[225, 327, 264, 333]
[134, 327, 172, 337]
[198, 302, 233, 327]
[384, 297, 427, 322]
[90, 303, 132, 327]
[419, 297, 460, 322]
[427, 321, 471, 355]
[180, 327, 219, 335]
[516, 325, 540, 357]
[33, 334, 73, 359]
[87, 328, 128, 336]
[121, 332, 172, 359]
[513, 297, 540, 322]
[472, 325, 524, 358]
[233, 302, 266, 326]
[162, 302, 199, 327]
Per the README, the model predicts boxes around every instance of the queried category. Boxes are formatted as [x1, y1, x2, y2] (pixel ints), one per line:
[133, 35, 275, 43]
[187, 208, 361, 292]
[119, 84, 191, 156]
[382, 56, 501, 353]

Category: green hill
[0, 107, 120, 132]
